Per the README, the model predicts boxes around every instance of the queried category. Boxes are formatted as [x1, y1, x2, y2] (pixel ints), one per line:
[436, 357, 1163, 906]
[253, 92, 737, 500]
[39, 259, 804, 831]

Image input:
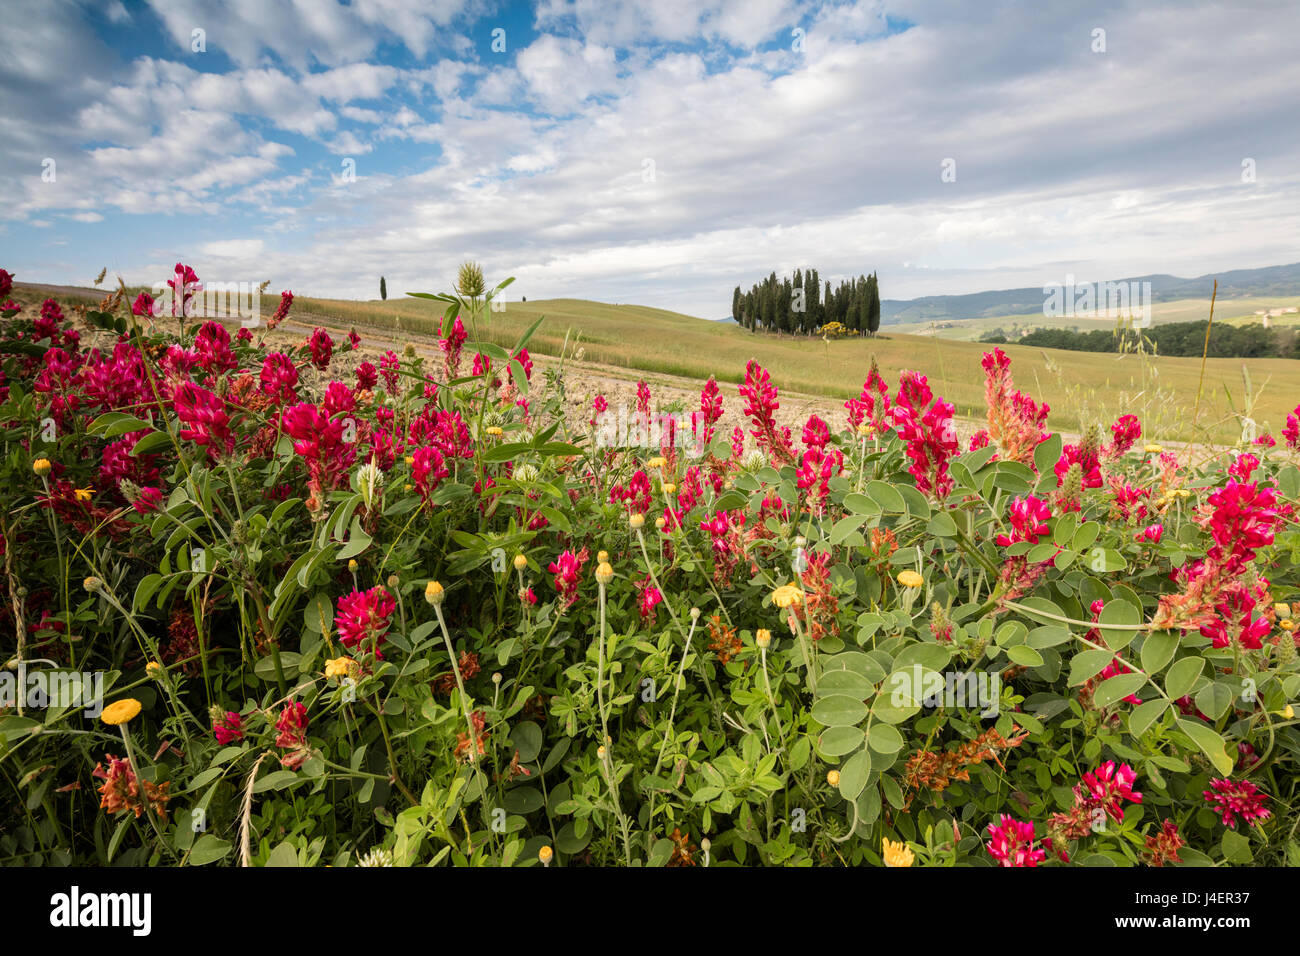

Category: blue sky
[1, 0, 1298, 318]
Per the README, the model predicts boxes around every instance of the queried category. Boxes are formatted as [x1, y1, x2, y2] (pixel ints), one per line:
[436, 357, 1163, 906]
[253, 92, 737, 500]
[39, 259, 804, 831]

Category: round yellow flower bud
[755, 628, 772, 649]
[827, 770, 841, 787]
[145, 661, 163, 679]
[1281, 619, 1295, 632]
[662, 482, 676, 495]
[33, 458, 52, 476]
[424, 580, 445, 606]
[857, 423, 874, 437]
[347, 559, 358, 572]
[897, 570, 924, 589]
[655, 516, 667, 530]
[83, 576, 102, 593]
[513, 554, 527, 571]
[404, 455, 415, 466]
[486, 426, 504, 437]
[538, 845, 553, 865]
[595, 562, 614, 585]
[647, 456, 667, 469]
[100, 698, 142, 726]
[1144, 444, 1163, 454]
[597, 550, 609, 563]
[771, 584, 803, 609]
[629, 513, 645, 529]
[597, 745, 607, 760]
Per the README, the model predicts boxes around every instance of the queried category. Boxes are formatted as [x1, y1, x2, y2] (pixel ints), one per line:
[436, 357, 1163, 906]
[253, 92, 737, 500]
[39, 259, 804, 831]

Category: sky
[1, 0, 1298, 319]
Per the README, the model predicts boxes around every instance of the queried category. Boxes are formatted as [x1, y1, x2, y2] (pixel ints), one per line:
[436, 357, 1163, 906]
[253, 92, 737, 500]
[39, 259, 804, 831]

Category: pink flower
[1284, 404, 1300, 449]
[693, 377, 724, 447]
[0, 268, 12, 297]
[985, 815, 1045, 867]
[981, 348, 1050, 465]
[891, 370, 959, 498]
[1108, 414, 1142, 456]
[1199, 582, 1271, 650]
[1077, 761, 1143, 823]
[380, 350, 400, 395]
[638, 575, 663, 623]
[1204, 478, 1279, 573]
[1228, 452, 1259, 483]
[308, 328, 333, 370]
[213, 711, 243, 745]
[846, 360, 892, 432]
[611, 469, 653, 515]
[521, 586, 537, 605]
[259, 353, 299, 404]
[174, 382, 233, 459]
[1136, 523, 1163, 543]
[1203, 778, 1271, 829]
[269, 290, 294, 329]
[548, 549, 588, 609]
[322, 381, 356, 417]
[439, 316, 468, 378]
[356, 361, 378, 391]
[1055, 442, 1102, 489]
[995, 495, 1051, 547]
[194, 320, 237, 374]
[411, 446, 449, 503]
[591, 393, 608, 427]
[131, 292, 157, 318]
[334, 586, 396, 656]
[740, 360, 797, 465]
[166, 263, 201, 316]
[275, 702, 309, 750]
[348, 329, 360, 350]
[1255, 432, 1276, 448]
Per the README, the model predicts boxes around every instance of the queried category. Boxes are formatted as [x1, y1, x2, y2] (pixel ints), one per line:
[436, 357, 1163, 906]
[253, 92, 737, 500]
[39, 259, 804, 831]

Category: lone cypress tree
[732, 286, 742, 324]
[380, 276, 387, 301]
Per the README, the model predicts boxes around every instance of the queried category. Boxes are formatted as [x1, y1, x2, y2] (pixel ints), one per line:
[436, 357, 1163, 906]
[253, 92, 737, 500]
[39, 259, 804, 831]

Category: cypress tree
[867, 272, 881, 336]
[380, 276, 387, 301]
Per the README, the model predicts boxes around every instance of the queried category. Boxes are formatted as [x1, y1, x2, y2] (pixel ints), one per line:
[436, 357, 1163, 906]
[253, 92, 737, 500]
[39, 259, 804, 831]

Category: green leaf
[867, 723, 904, 754]
[1097, 600, 1142, 650]
[837, 750, 872, 801]
[819, 726, 866, 757]
[1140, 631, 1178, 674]
[1176, 718, 1234, 776]
[1007, 645, 1044, 667]
[188, 834, 232, 866]
[509, 721, 543, 764]
[1128, 699, 1169, 736]
[811, 695, 868, 728]
[1093, 673, 1145, 708]
[1164, 657, 1204, 701]
[1068, 649, 1116, 686]
[865, 480, 906, 513]
[1034, 434, 1063, 476]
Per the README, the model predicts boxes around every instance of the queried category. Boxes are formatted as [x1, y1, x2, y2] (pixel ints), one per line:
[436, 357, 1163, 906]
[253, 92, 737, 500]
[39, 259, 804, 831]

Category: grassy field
[296, 292, 1300, 445]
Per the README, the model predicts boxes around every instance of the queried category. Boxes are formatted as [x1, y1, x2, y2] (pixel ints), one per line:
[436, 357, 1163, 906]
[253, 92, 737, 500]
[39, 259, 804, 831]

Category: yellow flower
[33, 458, 52, 476]
[595, 562, 614, 585]
[1274, 603, 1291, 620]
[100, 698, 142, 726]
[1278, 704, 1295, 719]
[1175, 489, 1191, 499]
[827, 770, 841, 787]
[325, 657, 358, 680]
[404, 455, 415, 466]
[1144, 443, 1164, 454]
[1282, 619, 1295, 632]
[771, 584, 803, 609]
[596, 550, 609, 564]
[347, 559, 358, 572]
[655, 516, 667, 530]
[424, 580, 445, 606]
[538, 845, 553, 866]
[857, 423, 874, 437]
[73, 487, 94, 502]
[755, 628, 772, 649]
[513, 554, 528, 571]
[647, 456, 667, 469]
[662, 482, 676, 495]
[486, 426, 504, 437]
[882, 838, 915, 868]
[897, 570, 924, 589]
[629, 513, 645, 530]
[145, 661, 163, 679]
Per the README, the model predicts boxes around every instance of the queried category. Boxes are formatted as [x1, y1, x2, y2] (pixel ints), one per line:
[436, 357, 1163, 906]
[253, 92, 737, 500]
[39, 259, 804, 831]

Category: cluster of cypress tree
[731, 269, 881, 336]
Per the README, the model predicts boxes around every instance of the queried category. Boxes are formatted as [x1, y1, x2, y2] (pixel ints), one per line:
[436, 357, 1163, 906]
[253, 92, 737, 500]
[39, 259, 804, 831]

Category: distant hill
[881, 261, 1300, 324]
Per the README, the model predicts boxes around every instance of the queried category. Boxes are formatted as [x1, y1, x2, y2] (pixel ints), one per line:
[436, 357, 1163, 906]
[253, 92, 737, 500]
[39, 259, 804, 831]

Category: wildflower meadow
[0, 262, 1297, 868]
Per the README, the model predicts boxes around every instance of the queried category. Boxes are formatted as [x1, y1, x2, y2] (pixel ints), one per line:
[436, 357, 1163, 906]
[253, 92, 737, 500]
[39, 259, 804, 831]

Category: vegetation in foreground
[0, 262, 1297, 867]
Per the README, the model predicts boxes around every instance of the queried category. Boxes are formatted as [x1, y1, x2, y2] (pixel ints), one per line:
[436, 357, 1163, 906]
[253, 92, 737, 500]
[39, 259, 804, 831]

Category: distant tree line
[732, 268, 881, 336]
[980, 320, 1299, 358]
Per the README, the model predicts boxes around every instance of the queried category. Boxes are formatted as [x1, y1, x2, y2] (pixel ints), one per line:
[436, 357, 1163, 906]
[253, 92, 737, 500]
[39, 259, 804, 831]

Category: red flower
[269, 290, 293, 329]
[740, 360, 797, 464]
[1203, 778, 1271, 829]
[548, 549, 588, 608]
[1108, 414, 1142, 456]
[1055, 442, 1102, 489]
[1199, 582, 1271, 650]
[638, 574, 663, 623]
[985, 815, 1045, 867]
[356, 361, 378, 391]
[308, 327, 334, 370]
[259, 352, 299, 403]
[1136, 523, 1163, 543]
[131, 292, 157, 318]
[166, 263, 201, 316]
[995, 495, 1051, 547]
[275, 702, 309, 750]
[846, 359, 892, 432]
[411, 445, 449, 503]
[334, 586, 396, 656]
[380, 350, 401, 394]
[174, 382, 233, 459]
[0, 268, 12, 297]
[1284, 404, 1300, 449]
[438, 316, 467, 378]
[194, 320, 237, 374]
[1076, 761, 1142, 823]
[213, 711, 244, 745]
